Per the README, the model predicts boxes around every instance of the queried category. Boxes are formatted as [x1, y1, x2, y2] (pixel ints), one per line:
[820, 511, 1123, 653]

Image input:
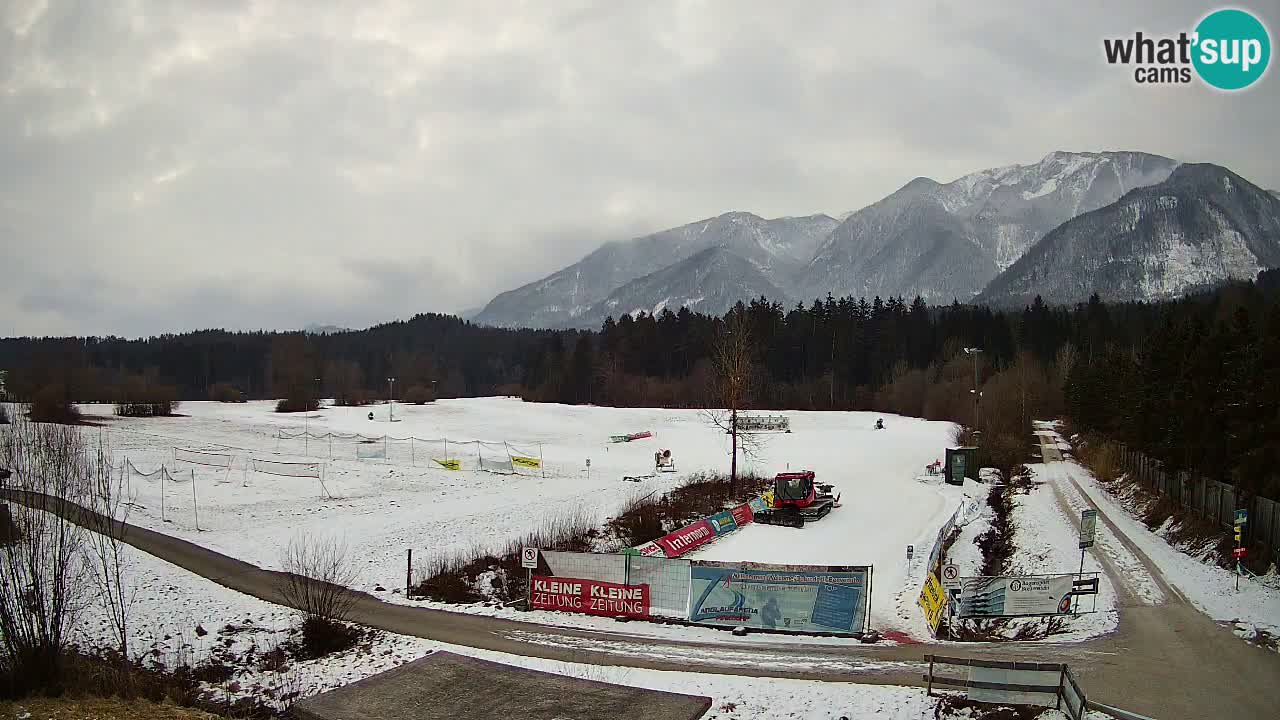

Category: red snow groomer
[754, 470, 840, 528]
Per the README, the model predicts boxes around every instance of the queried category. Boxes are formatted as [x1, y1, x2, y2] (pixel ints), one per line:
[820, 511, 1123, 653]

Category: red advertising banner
[730, 503, 754, 527]
[530, 576, 650, 618]
[655, 519, 715, 557]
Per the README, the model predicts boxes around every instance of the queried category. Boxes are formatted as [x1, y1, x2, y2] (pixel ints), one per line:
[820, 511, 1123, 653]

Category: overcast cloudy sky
[3, 1, 1277, 337]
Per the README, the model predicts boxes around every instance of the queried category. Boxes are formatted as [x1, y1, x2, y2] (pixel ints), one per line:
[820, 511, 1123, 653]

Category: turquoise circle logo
[1192, 9, 1271, 90]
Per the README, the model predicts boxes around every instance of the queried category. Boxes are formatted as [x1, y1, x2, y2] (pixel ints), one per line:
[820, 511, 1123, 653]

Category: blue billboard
[688, 562, 871, 634]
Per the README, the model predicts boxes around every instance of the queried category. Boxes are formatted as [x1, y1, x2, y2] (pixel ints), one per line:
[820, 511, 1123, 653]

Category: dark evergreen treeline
[2, 272, 1277, 497]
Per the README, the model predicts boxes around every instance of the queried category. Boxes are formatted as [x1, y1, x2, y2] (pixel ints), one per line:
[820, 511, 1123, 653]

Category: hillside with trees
[2, 272, 1277, 498]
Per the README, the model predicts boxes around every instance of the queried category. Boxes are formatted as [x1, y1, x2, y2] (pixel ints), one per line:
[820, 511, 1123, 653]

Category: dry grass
[0, 696, 222, 720]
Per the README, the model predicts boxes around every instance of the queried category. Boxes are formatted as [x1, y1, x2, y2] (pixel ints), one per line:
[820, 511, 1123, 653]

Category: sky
[3, 0, 1278, 338]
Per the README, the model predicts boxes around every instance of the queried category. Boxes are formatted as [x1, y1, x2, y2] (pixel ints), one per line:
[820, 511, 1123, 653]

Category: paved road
[8, 438, 1280, 720]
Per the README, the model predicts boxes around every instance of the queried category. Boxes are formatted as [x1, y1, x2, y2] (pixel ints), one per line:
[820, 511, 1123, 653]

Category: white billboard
[957, 575, 1075, 618]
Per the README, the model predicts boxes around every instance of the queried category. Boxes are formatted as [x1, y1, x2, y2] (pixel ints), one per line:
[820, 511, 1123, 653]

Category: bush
[29, 384, 80, 424]
[207, 383, 246, 403]
[114, 400, 179, 418]
[333, 389, 371, 407]
[275, 397, 320, 413]
[112, 373, 180, 417]
[414, 509, 598, 604]
[277, 535, 358, 624]
[295, 616, 361, 659]
[402, 385, 433, 405]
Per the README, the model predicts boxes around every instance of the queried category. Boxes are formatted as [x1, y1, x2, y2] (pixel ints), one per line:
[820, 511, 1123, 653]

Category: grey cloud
[2, 0, 1278, 337]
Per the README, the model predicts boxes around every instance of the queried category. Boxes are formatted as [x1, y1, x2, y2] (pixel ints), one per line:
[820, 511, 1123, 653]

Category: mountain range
[473, 152, 1280, 329]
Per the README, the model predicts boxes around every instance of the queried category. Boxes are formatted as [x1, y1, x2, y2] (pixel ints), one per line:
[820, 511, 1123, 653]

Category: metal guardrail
[925, 655, 1151, 720]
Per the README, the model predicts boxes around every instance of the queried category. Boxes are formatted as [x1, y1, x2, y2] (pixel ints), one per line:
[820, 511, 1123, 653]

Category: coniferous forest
[2, 269, 1278, 498]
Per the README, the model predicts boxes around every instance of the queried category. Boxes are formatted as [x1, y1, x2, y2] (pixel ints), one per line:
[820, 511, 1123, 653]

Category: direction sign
[1234, 508, 1248, 525]
[520, 547, 539, 569]
[1079, 509, 1098, 549]
[941, 563, 961, 589]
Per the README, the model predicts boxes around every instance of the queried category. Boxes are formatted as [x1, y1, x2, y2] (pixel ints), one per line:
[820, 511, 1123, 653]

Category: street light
[387, 377, 396, 422]
[305, 377, 321, 456]
[963, 348, 982, 432]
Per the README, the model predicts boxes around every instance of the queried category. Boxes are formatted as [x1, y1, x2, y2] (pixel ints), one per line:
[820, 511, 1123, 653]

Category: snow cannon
[754, 471, 840, 528]
[655, 449, 676, 472]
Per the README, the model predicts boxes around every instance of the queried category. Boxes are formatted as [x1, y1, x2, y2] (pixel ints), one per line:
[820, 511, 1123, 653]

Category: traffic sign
[1079, 509, 1098, 549]
[941, 563, 961, 589]
[906, 544, 914, 561]
[521, 547, 539, 569]
[1234, 509, 1248, 525]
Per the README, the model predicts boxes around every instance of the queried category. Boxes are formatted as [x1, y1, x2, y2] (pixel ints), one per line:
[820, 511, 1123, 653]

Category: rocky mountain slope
[976, 164, 1280, 306]
[473, 212, 836, 328]
[799, 151, 1178, 302]
[567, 246, 792, 329]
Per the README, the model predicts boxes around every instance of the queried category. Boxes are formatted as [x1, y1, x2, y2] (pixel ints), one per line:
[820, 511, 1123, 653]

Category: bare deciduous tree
[83, 433, 135, 669]
[702, 308, 766, 498]
[0, 416, 92, 693]
[277, 534, 359, 624]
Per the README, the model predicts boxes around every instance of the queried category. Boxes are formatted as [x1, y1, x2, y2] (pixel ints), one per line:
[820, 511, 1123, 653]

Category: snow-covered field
[84, 399, 961, 637]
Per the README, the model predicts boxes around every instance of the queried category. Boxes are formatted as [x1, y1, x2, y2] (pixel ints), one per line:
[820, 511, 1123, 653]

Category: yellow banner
[433, 458, 461, 471]
[511, 456, 541, 469]
[918, 572, 948, 635]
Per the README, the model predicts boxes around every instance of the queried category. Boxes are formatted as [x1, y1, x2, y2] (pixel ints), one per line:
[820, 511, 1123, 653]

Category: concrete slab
[292, 651, 711, 720]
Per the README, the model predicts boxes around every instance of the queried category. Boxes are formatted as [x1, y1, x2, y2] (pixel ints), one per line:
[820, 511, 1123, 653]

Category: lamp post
[963, 348, 982, 433]
[387, 377, 396, 422]
[305, 376, 320, 455]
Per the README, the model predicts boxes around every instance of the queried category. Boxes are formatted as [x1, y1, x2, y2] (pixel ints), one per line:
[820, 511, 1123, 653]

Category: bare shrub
[414, 509, 598, 604]
[29, 384, 81, 425]
[277, 535, 359, 624]
[275, 397, 319, 414]
[113, 372, 180, 418]
[207, 383, 245, 403]
[0, 416, 92, 695]
[402, 385, 433, 405]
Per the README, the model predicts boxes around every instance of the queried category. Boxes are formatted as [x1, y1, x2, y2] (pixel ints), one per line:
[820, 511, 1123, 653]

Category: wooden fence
[1116, 444, 1280, 565]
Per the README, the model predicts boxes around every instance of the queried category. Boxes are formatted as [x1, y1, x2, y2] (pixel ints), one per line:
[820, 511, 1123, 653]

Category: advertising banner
[626, 541, 664, 557]
[708, 510, 738, 535]
[918, 572, 948, 635]
[957, 575, 1075, 618]
[530, 576, 649, 618]
[656, 520, 715, 557]
[688, 562, 870, 634]
[748, 497, 768, 514]
[511, 456, 541, 469]
[730, 503, 754, 527]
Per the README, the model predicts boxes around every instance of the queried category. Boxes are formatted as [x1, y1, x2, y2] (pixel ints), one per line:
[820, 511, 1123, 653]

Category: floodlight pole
[387, 377, 396, 422]
[963, 348, 982, 431]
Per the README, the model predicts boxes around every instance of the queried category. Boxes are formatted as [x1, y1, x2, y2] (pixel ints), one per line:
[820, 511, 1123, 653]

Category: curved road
[6, 442, 1280, 720]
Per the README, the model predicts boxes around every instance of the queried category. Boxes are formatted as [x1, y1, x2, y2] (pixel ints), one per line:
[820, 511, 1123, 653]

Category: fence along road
[4, 480, 1280, 720]
[1031, 433, 1280, 720]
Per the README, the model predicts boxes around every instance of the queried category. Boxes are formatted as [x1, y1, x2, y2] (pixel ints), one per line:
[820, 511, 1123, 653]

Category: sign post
[1233, 509, 1247, 591]
[1076, 510, 1097, 613]
[941, 564, 961, 590]
[521, 547, 539, 610]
